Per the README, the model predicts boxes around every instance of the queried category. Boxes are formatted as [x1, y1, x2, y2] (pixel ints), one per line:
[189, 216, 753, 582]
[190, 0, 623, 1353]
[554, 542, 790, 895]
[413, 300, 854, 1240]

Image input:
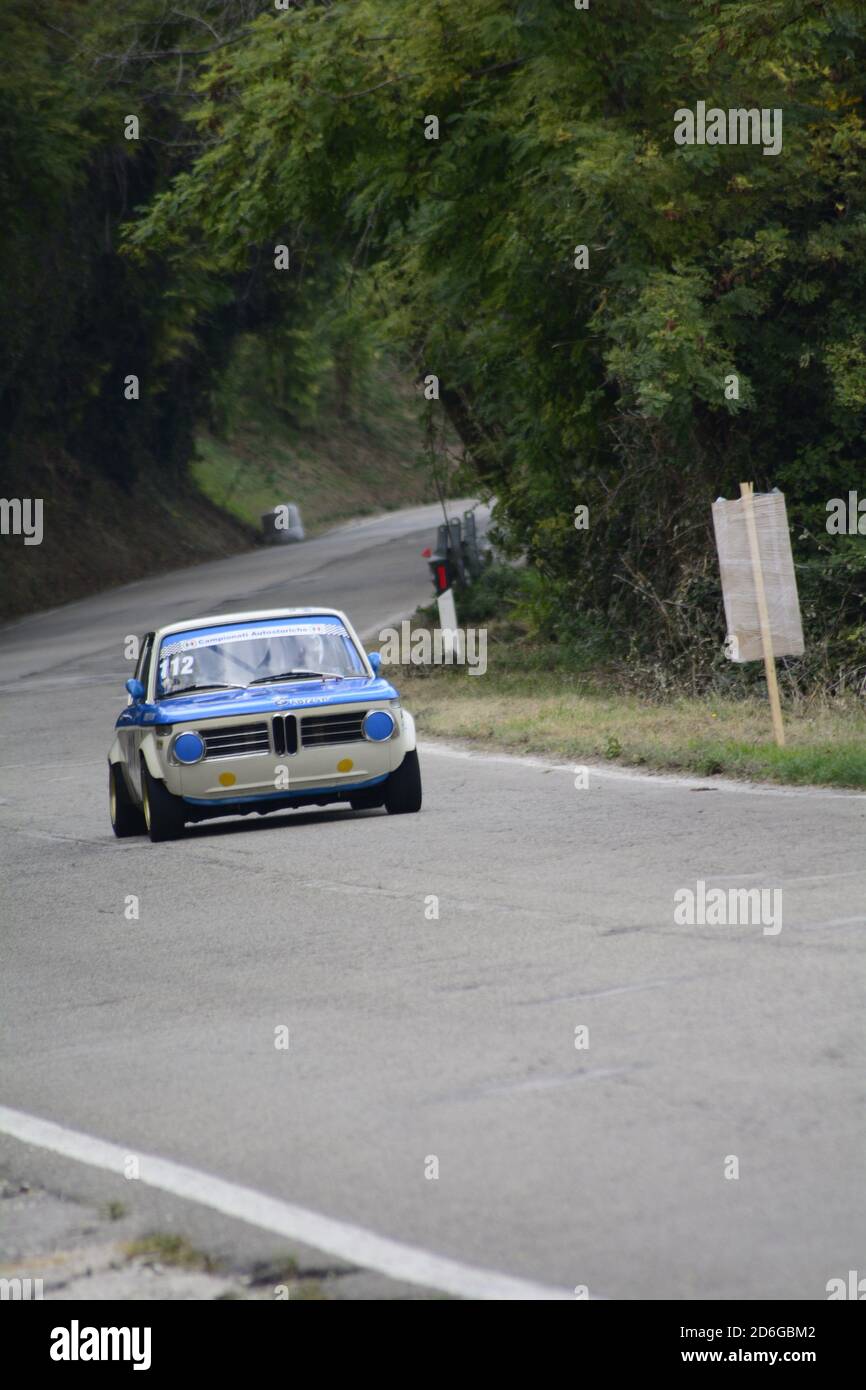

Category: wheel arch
[139, 732, 165, 780]
[401, 709, 417, 752]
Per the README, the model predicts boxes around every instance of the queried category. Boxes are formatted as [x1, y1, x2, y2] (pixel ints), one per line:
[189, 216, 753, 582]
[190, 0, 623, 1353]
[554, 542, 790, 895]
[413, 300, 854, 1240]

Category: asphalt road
[1, 501, 864, 1300]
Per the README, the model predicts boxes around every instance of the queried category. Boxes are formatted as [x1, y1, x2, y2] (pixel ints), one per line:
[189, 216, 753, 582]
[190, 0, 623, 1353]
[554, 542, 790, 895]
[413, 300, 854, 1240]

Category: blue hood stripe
[116, 677, 398, 729]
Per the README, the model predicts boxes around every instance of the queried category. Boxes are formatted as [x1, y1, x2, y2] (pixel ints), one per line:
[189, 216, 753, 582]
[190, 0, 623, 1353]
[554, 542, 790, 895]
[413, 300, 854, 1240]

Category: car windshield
[155, 618, 365, 697]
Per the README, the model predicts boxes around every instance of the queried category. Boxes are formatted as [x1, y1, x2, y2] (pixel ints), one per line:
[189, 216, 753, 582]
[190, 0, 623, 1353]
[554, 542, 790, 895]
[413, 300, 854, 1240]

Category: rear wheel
[141, 763, 187, 842]
[384, 749, 422, 815]
[109, 763, 146, 838]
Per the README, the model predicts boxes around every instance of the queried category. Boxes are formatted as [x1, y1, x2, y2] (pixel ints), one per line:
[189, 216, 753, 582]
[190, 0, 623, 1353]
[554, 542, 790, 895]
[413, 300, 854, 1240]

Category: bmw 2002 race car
[108, 608, 421, 842]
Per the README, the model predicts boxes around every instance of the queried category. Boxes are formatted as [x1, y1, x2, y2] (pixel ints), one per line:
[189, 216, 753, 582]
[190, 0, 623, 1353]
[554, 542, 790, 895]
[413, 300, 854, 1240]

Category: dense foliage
[3, 1, 865, 690]
[0, 0, 364, 495]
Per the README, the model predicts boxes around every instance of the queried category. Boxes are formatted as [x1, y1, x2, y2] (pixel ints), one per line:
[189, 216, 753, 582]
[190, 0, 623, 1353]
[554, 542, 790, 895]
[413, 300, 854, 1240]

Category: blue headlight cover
[172, 731, 205, 764]
[362, 709, 395, 742]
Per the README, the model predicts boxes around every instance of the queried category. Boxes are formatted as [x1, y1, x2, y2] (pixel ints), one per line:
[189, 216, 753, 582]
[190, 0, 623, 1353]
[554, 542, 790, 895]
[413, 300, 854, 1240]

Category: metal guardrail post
[448, 517, 466, 584]
[462, 509, 481, 577]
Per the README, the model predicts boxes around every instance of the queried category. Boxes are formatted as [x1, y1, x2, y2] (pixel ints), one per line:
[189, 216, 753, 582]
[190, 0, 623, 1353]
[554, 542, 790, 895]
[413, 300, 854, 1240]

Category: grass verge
[393, 617, 866, 790]
[124, 1233, 222, 1273]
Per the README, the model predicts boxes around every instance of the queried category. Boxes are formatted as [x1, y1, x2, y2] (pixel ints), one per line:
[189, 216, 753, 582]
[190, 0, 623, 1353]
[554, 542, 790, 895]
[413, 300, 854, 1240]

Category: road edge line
[0, 1105, 573, 1302]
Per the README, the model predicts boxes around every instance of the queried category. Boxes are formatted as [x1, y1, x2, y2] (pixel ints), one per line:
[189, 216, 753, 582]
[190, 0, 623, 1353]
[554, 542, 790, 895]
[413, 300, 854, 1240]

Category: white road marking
[708, 869, 866, 884]
[518, 975, 699, 1005]
[483, 1065, 645, 1095]
[0, 1105, 573, 1301]
[790, 916, 866, 932]
[0, 761, 94, 771]
[419, 740, 866, 798]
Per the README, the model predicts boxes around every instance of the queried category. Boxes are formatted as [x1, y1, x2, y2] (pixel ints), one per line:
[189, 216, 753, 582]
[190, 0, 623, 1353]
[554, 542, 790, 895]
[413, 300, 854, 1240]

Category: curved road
[1, 501, 864, 1300]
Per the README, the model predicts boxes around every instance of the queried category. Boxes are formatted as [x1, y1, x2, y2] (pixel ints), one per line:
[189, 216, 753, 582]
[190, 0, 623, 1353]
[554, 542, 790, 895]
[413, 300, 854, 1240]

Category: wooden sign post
[739, 482, 785, 748]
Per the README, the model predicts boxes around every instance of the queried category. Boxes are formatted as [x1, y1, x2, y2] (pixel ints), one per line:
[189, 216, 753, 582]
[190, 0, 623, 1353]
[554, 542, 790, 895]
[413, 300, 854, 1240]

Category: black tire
[384, 749, 422, 815]
[109, 763, 146, 838]
[349, 787, 385, 812]
[141, 762, 187, 842]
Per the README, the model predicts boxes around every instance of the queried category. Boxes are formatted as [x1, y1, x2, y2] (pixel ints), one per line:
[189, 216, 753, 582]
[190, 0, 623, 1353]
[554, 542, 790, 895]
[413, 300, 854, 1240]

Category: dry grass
[396, 656, 866, 789]
[124, 1233, 221, 1273]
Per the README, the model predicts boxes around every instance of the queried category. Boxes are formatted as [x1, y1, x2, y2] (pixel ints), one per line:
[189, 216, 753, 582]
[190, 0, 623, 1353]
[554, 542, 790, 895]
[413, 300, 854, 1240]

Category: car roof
[153, 608, 349, 641]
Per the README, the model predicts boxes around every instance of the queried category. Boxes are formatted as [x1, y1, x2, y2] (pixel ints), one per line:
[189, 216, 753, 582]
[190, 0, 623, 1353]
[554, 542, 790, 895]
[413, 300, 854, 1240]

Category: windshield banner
[161, 620, 346, 652]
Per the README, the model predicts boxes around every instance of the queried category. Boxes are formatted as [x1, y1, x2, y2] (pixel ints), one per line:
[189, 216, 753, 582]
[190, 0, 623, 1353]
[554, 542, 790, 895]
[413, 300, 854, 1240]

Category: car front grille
[202, 722, 270, 759]
[272, 713, 298, 756]
[301, 711, 366, 747]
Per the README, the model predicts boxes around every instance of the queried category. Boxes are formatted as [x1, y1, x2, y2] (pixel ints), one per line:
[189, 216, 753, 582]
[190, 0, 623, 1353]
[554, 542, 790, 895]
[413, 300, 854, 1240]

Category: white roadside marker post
[437, 588, 458, 663]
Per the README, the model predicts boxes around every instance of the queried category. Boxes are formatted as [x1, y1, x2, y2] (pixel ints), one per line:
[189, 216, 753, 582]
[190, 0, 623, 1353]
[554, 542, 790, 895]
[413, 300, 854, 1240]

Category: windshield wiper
[160, 683, 247, 698]
[248, 670, 346, 685]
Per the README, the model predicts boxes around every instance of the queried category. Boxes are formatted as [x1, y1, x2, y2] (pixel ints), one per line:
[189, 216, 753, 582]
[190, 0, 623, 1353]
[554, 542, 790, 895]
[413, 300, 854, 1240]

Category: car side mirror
[367, 651, 382, 676]
[126, 677, 145, 702]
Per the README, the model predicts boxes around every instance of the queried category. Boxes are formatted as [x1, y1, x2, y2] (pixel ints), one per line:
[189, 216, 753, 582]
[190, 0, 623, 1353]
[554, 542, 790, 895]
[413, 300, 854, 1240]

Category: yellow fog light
[219, 772, 237, 787]
[337, 758, 353, 772]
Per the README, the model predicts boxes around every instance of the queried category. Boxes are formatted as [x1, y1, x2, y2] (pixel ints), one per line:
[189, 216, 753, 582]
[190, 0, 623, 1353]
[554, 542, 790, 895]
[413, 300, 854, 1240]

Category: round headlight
[362, 709, 396, 742]
[172, 731, 205, 764]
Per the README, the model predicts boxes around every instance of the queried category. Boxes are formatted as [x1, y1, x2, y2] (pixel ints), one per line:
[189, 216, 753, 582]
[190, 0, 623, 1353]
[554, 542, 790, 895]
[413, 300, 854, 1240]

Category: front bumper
[149, 705, 406, 804]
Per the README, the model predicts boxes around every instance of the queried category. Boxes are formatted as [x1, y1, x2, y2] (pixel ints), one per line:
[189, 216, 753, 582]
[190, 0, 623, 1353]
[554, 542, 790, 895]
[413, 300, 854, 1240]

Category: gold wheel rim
[142, 781, 151, 831]
[109, 777, 117, 824]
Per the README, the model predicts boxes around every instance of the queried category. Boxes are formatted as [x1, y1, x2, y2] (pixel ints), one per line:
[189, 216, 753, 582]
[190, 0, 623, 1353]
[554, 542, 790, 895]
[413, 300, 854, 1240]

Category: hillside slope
[2, 375, 435, 623]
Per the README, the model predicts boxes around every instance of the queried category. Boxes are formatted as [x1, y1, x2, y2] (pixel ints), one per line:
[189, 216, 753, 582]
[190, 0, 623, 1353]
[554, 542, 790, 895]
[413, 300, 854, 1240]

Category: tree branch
[94, 31, 252, 62]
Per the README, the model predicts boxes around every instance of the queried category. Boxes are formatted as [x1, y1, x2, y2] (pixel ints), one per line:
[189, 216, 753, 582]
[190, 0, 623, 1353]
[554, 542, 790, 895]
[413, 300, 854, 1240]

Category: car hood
[116, 675, 399, 728]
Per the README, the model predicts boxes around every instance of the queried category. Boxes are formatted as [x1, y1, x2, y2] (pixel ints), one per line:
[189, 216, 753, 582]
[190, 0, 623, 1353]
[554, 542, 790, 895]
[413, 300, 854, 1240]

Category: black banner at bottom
[7, 1297, 862, 1375]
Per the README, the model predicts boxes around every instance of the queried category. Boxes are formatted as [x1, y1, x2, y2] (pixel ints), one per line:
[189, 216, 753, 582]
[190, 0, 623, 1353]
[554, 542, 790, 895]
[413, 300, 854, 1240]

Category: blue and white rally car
[108, 608, 421, 842]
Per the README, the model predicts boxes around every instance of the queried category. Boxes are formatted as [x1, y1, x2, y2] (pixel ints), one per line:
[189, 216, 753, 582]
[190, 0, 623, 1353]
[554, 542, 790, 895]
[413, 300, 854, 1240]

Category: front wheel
[350, 787, 385, 811]
[141, 763, 187, 842]
[384, 749, 422, 815]
[109, 763, 146, 837]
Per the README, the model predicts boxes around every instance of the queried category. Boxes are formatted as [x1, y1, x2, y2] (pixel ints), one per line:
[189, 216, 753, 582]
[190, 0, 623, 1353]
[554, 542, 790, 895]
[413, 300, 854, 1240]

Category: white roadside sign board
[712, 489, 804, 663]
